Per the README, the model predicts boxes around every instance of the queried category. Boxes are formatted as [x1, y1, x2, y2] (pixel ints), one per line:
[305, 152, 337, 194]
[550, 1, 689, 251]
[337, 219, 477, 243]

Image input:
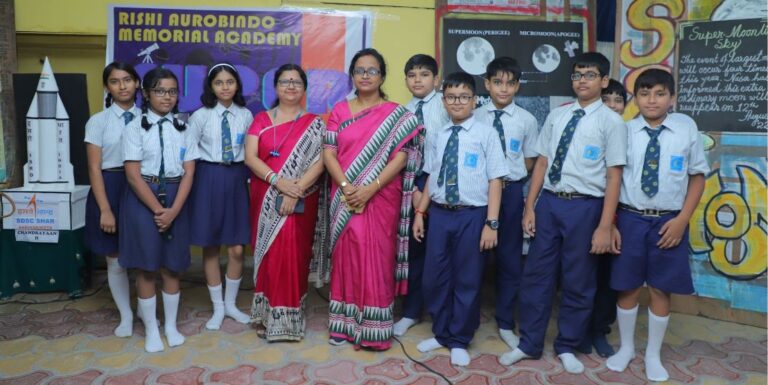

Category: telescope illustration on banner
[138, 43, 159, 63]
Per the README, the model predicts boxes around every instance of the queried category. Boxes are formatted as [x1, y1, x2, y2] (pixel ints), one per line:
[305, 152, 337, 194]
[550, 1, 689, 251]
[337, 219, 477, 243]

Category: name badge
[583, 145, 600, 161]
[236, 133, 245, 145]
[509, 138, 521, 153]
[464, 152, 478, 168]
[180, 147, 187, 161]
[670, 155, 685, 172]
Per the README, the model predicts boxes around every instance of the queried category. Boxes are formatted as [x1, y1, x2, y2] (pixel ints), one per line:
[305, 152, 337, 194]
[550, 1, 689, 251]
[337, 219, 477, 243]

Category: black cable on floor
[393, 336, 454, 385]
[1, 278, 107, 304]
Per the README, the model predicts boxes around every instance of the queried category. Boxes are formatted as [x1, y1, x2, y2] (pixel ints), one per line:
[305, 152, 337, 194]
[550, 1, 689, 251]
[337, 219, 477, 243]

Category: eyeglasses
[443, 95, 474, 105]
[352, 67, 381, 77]
[213, 79, 236, 87]
[277, 79, 304, 88]
[151, 88, 179, 97]
[570, 72, 601, 81]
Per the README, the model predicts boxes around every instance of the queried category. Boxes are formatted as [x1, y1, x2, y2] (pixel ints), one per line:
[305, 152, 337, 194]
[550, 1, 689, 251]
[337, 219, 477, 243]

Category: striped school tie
[641, 126, 666, 197]
[437, 125, 462, 204]
[548, 109, 585, 185]
[493, 110, 507, 155]
[221, 111, 234, 164]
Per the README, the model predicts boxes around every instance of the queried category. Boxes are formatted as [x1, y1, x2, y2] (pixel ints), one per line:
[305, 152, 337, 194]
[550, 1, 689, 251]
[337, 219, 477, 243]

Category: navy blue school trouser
[402, 212, 427, 319]
[495, 180, 525, 330]
[587, 256, 617, 336]
[517, 191, 603, 357]
[423, 204, 487, 349]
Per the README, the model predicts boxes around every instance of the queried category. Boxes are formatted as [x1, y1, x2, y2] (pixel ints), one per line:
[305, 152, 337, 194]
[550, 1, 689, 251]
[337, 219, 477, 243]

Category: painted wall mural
[618, 0, 767, 312]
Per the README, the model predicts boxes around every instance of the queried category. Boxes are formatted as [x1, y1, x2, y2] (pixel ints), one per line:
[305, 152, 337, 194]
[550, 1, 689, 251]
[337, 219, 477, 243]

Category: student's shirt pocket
[508, 137, 523, 158]
[575, 132, 604, 165]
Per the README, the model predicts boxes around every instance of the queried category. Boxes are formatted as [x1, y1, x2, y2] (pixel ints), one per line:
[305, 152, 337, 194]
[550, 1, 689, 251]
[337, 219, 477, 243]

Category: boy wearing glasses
[412, 71, 507, 366]
[475, 57, 538, 350]
[500, 52, 627, 374]
[394, 54, 450, 337]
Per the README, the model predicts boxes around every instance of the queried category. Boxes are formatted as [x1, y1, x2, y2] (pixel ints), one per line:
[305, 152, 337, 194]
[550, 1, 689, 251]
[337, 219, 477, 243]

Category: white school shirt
[405, 89, 451, 147]
[476, 101, 539, 182]
[536, 99, 627, 197]
[188, 102, 253, 163]
[424, 115, 509, 206]
[620, 113, 710, 211]
[123, 110, 200, 177]
[84, 103, 141, 169]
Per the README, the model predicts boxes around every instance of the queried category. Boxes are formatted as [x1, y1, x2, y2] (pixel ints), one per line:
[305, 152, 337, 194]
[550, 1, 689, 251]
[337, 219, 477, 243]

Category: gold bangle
[375, 178, 381, 191]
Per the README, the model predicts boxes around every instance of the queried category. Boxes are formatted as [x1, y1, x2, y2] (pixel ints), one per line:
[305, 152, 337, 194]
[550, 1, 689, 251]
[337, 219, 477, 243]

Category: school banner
[107, 6, 372, 115]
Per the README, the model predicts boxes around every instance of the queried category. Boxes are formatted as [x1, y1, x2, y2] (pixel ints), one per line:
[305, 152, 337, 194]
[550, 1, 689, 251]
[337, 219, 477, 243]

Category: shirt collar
[412, 89, 438, 105]
[445, 114, 476, 132]
[214, 102, 231, 117]
[109, 102, 135, 118]
[146, 109, 174, 124]
[571, 98, 603, 116]
[486, 101, 517, 117]
[633, 114, 675, 133]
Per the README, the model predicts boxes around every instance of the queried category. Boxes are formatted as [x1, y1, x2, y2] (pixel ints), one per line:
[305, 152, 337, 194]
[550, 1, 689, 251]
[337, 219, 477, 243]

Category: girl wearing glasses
[188, 63, 254, 330]
[84, 62, 141, 338]
[245, 63, 325, 341]
[121, 67, 199, 352]
[323, 48, 422, 350]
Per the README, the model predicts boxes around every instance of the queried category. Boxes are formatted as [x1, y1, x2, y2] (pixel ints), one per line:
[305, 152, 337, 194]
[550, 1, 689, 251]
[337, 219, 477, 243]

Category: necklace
[270, 107, 303, 157]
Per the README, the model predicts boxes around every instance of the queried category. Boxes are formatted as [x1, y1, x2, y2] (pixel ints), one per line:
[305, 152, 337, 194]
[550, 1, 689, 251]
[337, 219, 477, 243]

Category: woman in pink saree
[323, 48, 422, 350]
[245, 64, 325, 341]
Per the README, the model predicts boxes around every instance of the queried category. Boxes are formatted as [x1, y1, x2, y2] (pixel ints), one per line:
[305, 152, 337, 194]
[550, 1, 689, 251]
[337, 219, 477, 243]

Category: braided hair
[102, 61, 140, 108]
[139, 67, 186, 131]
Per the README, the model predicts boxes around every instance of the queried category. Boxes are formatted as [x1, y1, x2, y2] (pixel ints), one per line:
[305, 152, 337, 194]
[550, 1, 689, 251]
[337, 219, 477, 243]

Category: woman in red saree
[323, 48, 422, 350]
[245, 64, 325, 341]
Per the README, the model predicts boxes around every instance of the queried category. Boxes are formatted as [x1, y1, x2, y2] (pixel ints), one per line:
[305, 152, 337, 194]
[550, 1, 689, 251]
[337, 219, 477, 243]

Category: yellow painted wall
[15, 0, 436, 114]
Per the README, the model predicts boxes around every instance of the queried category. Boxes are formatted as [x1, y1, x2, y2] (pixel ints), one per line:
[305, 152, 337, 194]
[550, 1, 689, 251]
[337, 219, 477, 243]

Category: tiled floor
[0, 267, 765, 385]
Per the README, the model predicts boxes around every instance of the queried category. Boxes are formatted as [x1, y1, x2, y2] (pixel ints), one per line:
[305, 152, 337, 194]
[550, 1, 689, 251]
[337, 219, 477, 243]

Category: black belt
[619, 203, 677, 217]
[142, 175, 182, 184]
[502, 179, 524, 189]
[103, 167, 124, 172]
[545, 190, 595, 200]
[432, 202, 480, 211]
[198, 160, 244, 166]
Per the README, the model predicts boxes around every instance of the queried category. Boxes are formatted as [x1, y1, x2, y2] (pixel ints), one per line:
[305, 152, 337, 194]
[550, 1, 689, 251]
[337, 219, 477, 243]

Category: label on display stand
[15, 229, 60, 243]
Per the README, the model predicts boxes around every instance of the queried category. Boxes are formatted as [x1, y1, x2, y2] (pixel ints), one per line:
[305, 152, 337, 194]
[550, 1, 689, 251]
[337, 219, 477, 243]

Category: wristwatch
[485, 219, 499, 230]
[341, 181, 349, 188]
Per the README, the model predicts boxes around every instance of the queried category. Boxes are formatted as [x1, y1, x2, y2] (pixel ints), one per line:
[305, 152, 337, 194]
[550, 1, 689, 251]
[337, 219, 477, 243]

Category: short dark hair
[102, 61, 140, 108]
[271, 63, 308, 108]
[348, 48, 387, 99]
[572, 52, 610, 77]
[442, 71, 475, 94]
[485, 56, 521, 81]
[404, 54, 438, 76]
[602, 79, 627, 103]
[201, 63, 246, 108]
[634, 68, 676, 96]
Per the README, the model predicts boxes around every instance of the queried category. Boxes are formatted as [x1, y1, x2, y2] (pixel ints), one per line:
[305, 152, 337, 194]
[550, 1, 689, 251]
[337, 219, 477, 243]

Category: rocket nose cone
[37, 57, 60, 92]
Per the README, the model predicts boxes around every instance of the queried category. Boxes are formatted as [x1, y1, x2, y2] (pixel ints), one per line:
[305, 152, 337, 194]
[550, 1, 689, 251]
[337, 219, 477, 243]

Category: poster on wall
[107, 6, 372, 116]
[441, 17, 585, 97]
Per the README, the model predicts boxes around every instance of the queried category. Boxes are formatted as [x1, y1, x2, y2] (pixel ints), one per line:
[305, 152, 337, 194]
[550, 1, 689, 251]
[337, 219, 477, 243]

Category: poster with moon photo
[442, 17, 585, 97]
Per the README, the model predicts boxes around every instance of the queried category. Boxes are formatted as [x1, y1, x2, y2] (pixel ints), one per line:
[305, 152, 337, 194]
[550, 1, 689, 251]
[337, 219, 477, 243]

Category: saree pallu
[248, 112, 325, 341]
[324, 101, 421, 349]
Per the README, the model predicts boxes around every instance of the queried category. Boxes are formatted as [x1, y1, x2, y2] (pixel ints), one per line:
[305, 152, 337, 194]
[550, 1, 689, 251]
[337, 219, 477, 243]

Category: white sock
[499, 328, 520, 349]
[138, 296, 164, 353]
[499, 348, 531, 366]
[417, 337, 444, 352]
[224, 276, 251, 324]
[106, 257, 133, 337]
[451, 348, 471, 366]
[606, 305, 638, 372]
[645, 309, 670, 382]
[205, 284, 225, 330]
[162, 291, 186, 347]
[393, 317, 417, 336]
[136, 298, 144, 323]
[558, 352, 585, 374]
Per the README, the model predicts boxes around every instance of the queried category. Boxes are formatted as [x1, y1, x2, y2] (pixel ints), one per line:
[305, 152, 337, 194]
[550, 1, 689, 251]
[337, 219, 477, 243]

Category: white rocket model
[24, 57, 74, 190]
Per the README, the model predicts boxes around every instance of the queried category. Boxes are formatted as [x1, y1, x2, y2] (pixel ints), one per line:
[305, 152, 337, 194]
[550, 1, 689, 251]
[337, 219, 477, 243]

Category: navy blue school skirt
[189, 161, 251, 247]
[84, 169, 126, 256]
[118, 180, 191, 273]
